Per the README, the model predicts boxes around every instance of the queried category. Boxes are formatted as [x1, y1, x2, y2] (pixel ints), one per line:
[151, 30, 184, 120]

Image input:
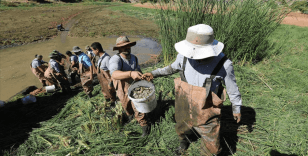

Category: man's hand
[142, 73, 154, 81]
[130, 71, 143, 81]
[233, 113, 241, 123]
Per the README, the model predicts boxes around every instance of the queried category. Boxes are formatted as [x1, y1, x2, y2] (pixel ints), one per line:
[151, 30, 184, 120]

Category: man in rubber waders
[72, 46, 94, 98]
[142, 24, 242, 156]
[44, 52, 71, 94]
[52, 50, 67, 74]
[109, 36, 151, 137]
[66, 51, 79, 85]
[86, 45, 97, 74]
[90, 42, 117, 107]
[30, 54, 52, 87]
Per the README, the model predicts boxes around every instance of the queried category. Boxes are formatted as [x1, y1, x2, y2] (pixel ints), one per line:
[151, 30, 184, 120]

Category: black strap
[203, 56, 228, 99]
[180, 57, 188, 82]
[98, 58, 102, 74]
[116, 54, 124, 70]
[116, 54, 139, 71]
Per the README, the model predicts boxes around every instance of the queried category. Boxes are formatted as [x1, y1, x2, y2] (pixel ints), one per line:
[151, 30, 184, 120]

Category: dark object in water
[130, 86, 153, 99]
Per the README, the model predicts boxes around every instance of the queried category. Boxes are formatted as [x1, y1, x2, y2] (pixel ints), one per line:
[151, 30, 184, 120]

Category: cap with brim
[49, 52, 58, 58]
[113, 36, 136, 51]
[85, 45, 91, 51]
[174, 24, 224, 60]
[72, 46, 82, 53]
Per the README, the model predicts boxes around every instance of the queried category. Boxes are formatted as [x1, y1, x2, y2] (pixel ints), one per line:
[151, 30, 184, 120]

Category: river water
[0, 36, 161, 101]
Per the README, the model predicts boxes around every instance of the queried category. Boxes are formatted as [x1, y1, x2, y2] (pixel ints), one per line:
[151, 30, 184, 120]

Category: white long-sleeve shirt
[151, 53, 242, 114]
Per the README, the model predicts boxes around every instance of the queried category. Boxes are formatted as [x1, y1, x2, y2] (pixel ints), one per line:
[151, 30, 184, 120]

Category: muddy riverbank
[0, 35, 161, 101]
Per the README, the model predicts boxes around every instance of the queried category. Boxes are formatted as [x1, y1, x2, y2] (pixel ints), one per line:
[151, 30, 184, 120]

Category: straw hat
[72, 46, 82, 53]
[113, 36, 136, 51]
[174, 24, 224, 60]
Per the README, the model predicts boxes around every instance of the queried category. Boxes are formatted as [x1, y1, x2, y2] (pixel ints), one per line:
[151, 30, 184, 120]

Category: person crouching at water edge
[66, 51, 79, 85]
[90, 42, 117, 107]
[142, 24, 242, 156]
[30, 54, 53, 87]
[72, 46, 94, 98]
[109, 36, 151, 137]
[44, 52, 72, 94]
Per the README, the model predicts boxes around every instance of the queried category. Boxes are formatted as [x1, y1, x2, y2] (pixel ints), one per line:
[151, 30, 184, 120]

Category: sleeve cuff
[151, 70, 160, 77]
[232, 105, 241, 114]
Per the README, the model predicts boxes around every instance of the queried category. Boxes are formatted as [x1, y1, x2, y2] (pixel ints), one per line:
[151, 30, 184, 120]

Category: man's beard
[122, 50, 131, 59]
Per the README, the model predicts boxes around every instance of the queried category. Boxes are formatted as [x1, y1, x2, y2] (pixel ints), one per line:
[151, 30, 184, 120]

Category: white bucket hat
[174, 24, 224, 60]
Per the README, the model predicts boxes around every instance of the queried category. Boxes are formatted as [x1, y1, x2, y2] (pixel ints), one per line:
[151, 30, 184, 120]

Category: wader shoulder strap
[116, 54, 123, 70]
[135, 55, 139, 71]
[80, 56, 84, 74]
[179, 57, 188, 82]
[203, 56, 228, 99]
[98, 58, 102, 74]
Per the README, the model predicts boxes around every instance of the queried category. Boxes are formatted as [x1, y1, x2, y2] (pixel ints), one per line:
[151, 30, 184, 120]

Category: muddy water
[0, 36, 161, 101]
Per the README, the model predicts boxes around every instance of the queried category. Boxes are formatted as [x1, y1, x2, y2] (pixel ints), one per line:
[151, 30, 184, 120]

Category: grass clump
[156, 0, 290, 65]
[290, 1, 308, 14]
[2, 24, 308, 156]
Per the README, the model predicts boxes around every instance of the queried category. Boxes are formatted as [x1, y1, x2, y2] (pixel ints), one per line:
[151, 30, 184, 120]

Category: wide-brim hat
[72, 46, 82, 53]
[174, 24, 224, 60]
[113, 36, 136, 51]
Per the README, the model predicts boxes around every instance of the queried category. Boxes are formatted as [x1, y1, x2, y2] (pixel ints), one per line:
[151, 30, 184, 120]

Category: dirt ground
[133, 3, 308, 27]
[68, 7, 158, 38]
[0, 5, 93, 47]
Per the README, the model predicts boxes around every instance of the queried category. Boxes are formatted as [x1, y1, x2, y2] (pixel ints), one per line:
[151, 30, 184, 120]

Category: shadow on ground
[219, 105, 256, 156]
[0, 86, 84, 155]
[270, 150, 298, 156]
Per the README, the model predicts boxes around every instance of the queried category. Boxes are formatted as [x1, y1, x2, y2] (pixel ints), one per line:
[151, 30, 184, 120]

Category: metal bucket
[45, 85, 56, 93]
[21, 95, 37, 105]
[128, 80, 157, 113]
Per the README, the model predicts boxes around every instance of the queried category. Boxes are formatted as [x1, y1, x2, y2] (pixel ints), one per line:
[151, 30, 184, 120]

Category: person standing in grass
[66, 51, 79, 85]
[90, 42, 117, 107]
[109, 36, 151, 137]
[86, 45, 97, 74]
[30, 54, 52, 87]
[72, 46, 94, 98]
[143, 24, 242, 156]
[44, 52, 71, 94]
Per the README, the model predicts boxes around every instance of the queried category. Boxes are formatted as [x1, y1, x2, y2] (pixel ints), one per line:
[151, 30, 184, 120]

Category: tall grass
[156, 0, 290, 65]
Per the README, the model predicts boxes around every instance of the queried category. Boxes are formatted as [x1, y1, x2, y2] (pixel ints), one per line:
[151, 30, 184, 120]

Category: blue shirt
[77, 52, 92, 69]
[151, 53, 242, 114]
[97, 52, 111, 71]
[49, 59, 61, 73]
[70, 55, 78, 64]
[109, 54, 141, 76]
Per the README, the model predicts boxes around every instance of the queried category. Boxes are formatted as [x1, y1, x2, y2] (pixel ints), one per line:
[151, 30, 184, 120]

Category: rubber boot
[110, 100, 116, 108]
[174, 139, 189, 155]
[141, 125, 151, 137]
[88, 92, 93, 99]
